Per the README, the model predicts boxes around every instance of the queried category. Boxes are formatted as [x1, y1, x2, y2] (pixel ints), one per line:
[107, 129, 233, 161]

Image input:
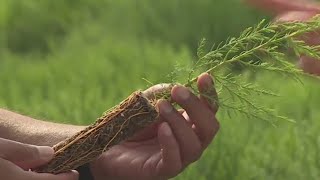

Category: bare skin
[90, 73, 219, 180]
[275, 11, 320, 76]
[246, 0, 320, 14]
[0, 73, 219, 180]
[0, 138, 78, 180]
[246, 0, 320, 76]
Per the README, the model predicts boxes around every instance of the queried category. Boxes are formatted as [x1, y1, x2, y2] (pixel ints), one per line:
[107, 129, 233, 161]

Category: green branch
[160, 16, 320, 123]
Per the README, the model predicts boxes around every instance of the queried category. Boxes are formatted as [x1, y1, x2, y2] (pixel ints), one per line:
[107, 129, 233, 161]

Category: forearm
[0, 108, 85, 146]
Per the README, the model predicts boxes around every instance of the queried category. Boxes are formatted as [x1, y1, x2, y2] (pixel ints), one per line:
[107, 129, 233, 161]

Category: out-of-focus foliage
[0, 0, 265, 55]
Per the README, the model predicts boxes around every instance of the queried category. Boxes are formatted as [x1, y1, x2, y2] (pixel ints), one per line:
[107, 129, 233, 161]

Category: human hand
[90, 73, 220, 180]
[276, 11, 320, 75]
[247, 0, 320, 75]
[0, 137, 78, 180]
[246, 0, 320, 14]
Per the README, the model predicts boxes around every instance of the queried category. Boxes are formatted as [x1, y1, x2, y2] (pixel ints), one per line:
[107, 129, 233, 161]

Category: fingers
[275, 11, 320, 46]
[274, 10, 320, 76]
[171, 84, 219, 148]
[0, 138, 78, 180]
[0, 158, 26, 180]
[156, 73, 220, 169]
[274, 11, 320, 45]
[197, 73, 219, 114]
[157, 100, 202, 164]
[0, 157, 78, 180]
[196, 73, 220, 147]
[156, 122, 182, 178]
[0, 138, 54, 169]
[23, 170, 79, 180]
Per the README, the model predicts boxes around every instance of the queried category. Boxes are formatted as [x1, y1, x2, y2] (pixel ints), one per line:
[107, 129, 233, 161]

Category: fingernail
[175, 86, 190, 100]
[203, 73, 213, 88]
[38, 146, 54, 160]
[158, 100, 173, 114]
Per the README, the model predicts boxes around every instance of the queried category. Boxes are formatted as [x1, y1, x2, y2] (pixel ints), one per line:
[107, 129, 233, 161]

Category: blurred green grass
[1, 0, 320, 179]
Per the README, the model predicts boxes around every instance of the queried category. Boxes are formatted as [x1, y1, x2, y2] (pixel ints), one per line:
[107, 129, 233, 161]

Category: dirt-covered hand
[0, 138, 78, 180]
[90, 73, 219, 180]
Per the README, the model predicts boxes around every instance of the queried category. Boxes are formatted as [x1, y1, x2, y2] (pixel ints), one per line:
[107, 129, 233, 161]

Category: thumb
[0, 138, 54, 169]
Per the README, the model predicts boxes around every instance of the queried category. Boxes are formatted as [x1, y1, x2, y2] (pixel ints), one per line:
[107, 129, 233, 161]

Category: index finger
[197, 73, 219, 114]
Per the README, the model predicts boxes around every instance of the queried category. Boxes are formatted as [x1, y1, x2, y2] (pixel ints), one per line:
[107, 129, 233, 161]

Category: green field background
[1, 0, 320, 179]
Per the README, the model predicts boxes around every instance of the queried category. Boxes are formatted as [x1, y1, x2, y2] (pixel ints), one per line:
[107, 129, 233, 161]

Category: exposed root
[34, 91, 159, 174]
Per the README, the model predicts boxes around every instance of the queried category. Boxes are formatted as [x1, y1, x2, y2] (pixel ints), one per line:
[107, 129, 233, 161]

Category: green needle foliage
[155, 16, 320, 125]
